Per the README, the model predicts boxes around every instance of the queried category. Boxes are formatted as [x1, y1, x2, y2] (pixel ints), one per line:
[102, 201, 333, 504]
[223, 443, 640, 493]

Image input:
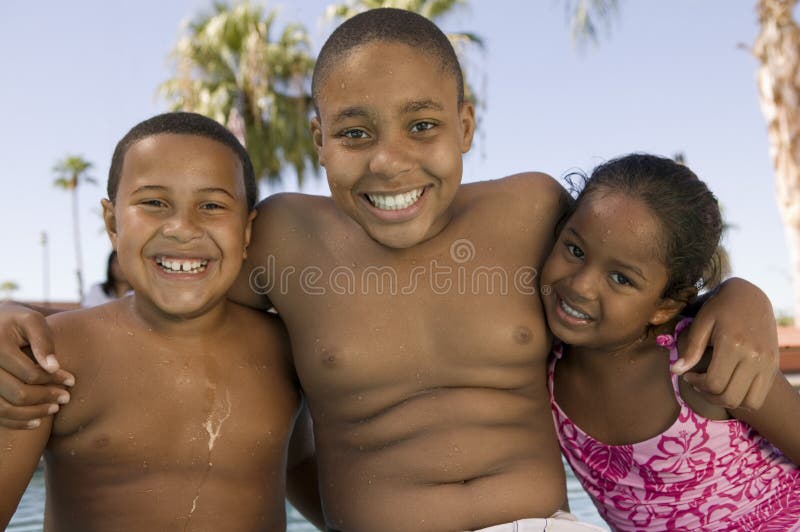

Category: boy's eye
[200, 202, 225, 211]
[410, 121, 436, 133]
[340, 128, 369, 140]
[610, 272, 632, 286]
[566, 243, 584, 259]
[141, 199, 166, 208]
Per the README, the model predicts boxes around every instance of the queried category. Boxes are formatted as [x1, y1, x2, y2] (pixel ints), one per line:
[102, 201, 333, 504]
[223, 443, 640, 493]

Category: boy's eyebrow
[402, 99, 444, 113]
[199, 187, 236, 199]
[130, 185, 236, 199]
[131, 185, 168, 194]
[331, 106, 372, 124]
[330, 99, 445, 124]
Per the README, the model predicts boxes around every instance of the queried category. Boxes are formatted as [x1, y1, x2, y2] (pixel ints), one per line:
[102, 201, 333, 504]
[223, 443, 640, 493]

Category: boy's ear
[101, 198, 118, 250]
[459, 101, 476, 154]
[243, 210, 257, 259]
[649, 297, 686, 326]
[310, 117, 325, 166]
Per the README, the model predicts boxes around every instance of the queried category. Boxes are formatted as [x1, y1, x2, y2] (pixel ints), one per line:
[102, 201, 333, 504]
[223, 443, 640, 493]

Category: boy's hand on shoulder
[673, 278, 778, 410]
[0, 302, 74, 428]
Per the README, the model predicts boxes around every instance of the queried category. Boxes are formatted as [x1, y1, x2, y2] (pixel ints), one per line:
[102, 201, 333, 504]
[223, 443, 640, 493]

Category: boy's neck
[126, 294, 232, 340]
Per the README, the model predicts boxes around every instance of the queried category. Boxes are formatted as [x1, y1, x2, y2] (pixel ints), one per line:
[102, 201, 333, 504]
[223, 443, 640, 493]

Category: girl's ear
[650, 298, 685, 326]
[649, 288, 694, 326]
[101, 198, 118, 250]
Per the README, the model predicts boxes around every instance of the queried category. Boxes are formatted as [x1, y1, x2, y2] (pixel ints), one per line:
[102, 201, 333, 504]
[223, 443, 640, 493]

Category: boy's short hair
[312, 8, 465, 112]
[108, 112, 257, 210]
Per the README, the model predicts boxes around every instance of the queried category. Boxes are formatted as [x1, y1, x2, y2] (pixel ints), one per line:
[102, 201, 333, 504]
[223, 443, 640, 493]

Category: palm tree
[324, 0, 484, 106]
[0, 281, 19, 301]
[53, 155, 96, 300]
[564, 0, 618, 49]
[754, 0, 800, 319]
[160, 2, 318, 185]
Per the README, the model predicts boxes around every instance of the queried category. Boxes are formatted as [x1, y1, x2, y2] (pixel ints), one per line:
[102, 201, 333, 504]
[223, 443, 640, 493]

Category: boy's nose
[368, 141, 413, 179]
[161, 211, 203, 242]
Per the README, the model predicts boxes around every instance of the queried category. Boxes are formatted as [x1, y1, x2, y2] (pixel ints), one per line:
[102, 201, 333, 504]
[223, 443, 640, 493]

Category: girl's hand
[672, 278, 778, 410]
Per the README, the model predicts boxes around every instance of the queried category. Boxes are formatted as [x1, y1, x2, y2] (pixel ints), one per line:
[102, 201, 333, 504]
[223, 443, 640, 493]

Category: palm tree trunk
[71, 184, 84, 299]
[755, 0, 800, 320]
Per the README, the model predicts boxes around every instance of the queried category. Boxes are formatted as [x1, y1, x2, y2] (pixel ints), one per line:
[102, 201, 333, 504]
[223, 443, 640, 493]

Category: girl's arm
[0, 415, 53, 527]
[731, 373, 800, 466]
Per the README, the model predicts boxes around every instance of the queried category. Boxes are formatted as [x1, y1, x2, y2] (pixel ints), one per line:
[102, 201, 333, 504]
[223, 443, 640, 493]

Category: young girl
[542, 154, 800, 531]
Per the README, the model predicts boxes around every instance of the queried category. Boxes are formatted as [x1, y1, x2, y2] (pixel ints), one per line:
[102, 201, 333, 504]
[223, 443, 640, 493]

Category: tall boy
[0, 8, 779, 532]
[0, 113, 312, 532]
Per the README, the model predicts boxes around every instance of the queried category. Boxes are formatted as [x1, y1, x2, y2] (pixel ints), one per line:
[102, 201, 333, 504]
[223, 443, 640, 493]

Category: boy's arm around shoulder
[286, 399, 325, 530]
[730, 371, 800, 466]
[228, 193, 320, 311]
[0, 345, 55, 527]
[0, 301, 75, 429]
[676, 278, 779, 410]
[488, 172, 572, 257]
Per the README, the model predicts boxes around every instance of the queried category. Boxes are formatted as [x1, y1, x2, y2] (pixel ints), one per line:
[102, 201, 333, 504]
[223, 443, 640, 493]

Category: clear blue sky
[1, 0, 793, 315]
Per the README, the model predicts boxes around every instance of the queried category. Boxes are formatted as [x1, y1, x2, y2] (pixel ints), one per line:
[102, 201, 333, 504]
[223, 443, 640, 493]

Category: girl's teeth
[561, 299, 590, 320]
[367, 188, 423, 210]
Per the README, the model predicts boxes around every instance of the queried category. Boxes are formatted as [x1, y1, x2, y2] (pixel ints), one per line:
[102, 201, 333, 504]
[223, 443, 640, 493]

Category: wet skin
[0, 134, 301, 531]
[231, 41, 572, 532]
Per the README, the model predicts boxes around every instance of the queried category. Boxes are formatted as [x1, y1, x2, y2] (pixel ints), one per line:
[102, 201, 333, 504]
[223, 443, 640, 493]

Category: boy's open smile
[311, 40, 475, 249]
[153, 255, 210, 275]
[103, 133, 254, 324]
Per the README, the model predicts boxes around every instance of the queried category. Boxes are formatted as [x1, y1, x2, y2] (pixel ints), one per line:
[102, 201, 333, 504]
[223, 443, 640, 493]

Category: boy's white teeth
[366, 187, 423, 210]
[560, 299, 591, 320]
[156, 257, 208, 273]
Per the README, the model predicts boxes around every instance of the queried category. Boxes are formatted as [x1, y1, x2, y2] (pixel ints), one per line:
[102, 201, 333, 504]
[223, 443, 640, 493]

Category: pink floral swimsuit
[549, 318, 800, 531]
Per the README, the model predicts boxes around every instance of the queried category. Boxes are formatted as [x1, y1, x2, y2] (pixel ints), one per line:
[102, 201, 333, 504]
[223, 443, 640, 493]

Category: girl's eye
[610, 272, 632, 286]
[566, 243, 584, 259]
[410, 121, 435, 133]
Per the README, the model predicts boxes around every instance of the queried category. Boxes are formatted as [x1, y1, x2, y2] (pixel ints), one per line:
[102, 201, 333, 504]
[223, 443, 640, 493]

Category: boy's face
[102, 133, 255, 320]
[311, 41, 475, 249]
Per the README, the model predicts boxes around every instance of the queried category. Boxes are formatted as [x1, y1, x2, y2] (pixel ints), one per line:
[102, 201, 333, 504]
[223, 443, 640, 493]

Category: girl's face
[540, 190, 680, 352]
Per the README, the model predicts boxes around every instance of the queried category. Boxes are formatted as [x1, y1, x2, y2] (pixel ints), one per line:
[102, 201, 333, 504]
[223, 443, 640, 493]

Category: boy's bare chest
[275, 230, 551, 400]
[49, 338, 298, 473]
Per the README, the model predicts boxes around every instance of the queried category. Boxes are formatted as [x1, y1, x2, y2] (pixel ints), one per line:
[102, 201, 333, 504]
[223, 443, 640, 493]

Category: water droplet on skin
[357, 394, 363, 401]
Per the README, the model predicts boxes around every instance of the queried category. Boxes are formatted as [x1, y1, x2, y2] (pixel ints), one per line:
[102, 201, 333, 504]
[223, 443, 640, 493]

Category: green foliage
[564, 0, 618, 49]
[52, 156, 96, 190]
[0, 280, 19, 299]
[160, 1, 318, 184]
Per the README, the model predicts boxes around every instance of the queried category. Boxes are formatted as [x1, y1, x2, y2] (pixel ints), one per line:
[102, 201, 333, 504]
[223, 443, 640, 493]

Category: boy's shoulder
[460, 172, 570, 221]
[45, 301, 128, 370]
[256, 192, 338, 226]
[225, 301, 288, 339]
